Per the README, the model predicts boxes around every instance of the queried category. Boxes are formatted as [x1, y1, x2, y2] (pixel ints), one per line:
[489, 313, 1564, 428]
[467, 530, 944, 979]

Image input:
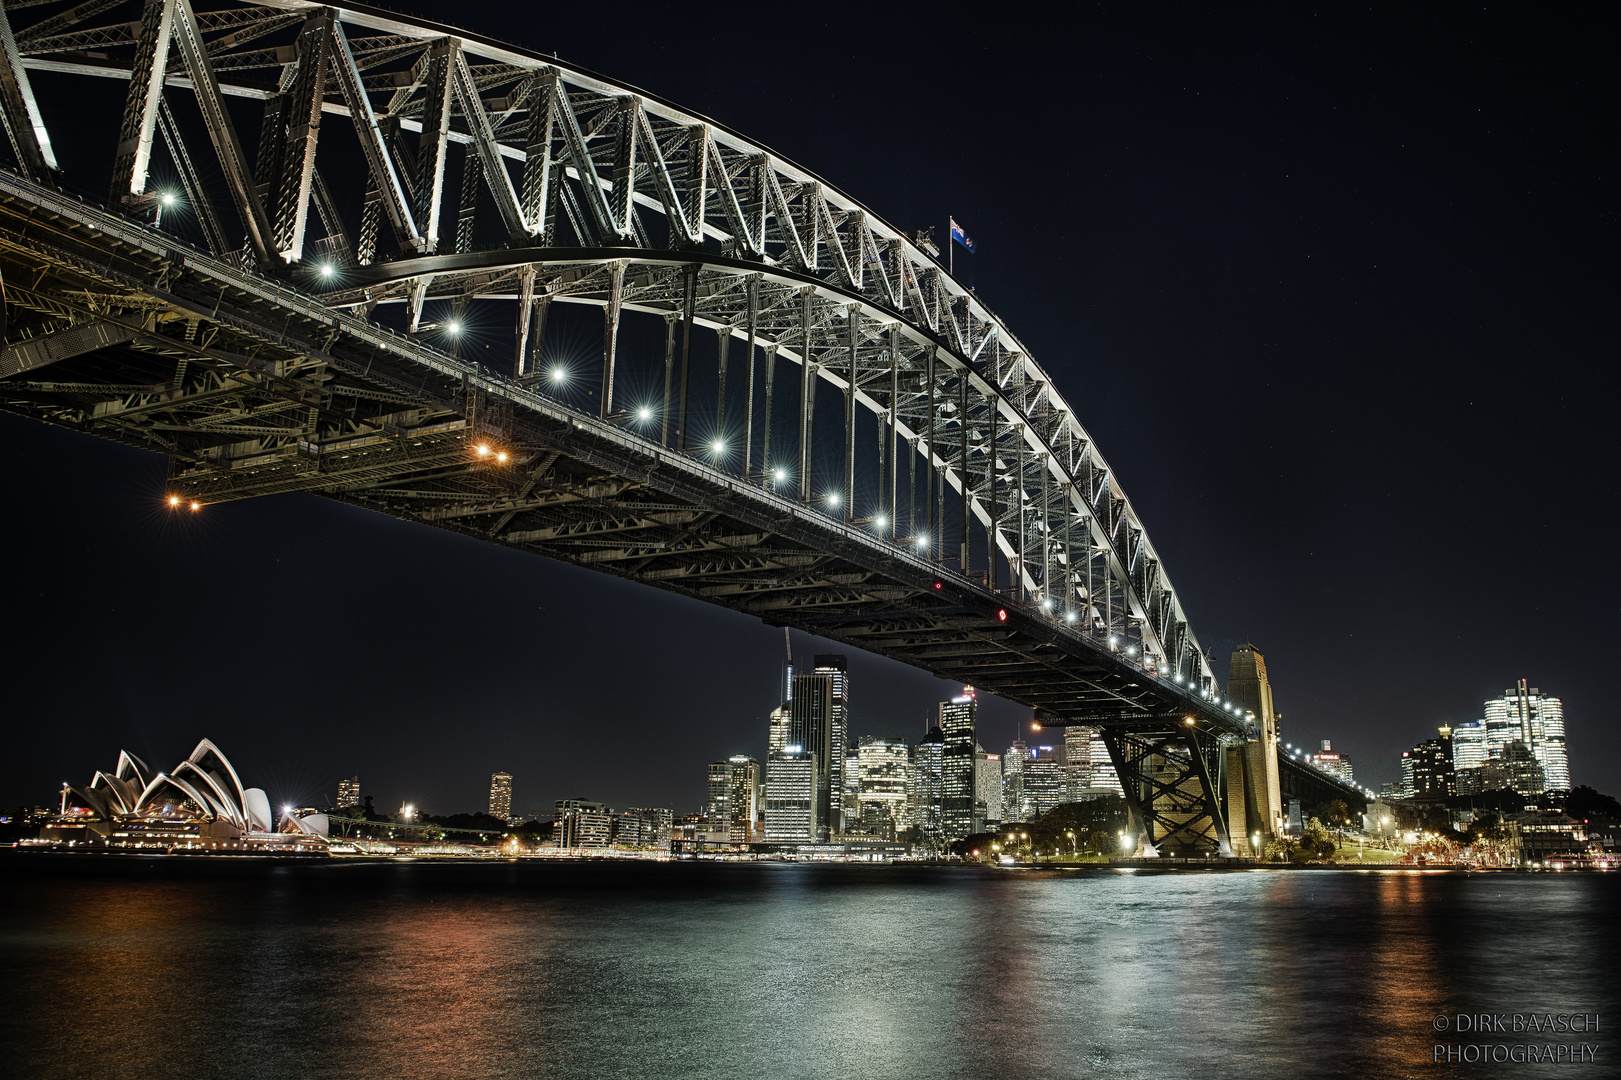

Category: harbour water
[1, 855, 1613, 1079]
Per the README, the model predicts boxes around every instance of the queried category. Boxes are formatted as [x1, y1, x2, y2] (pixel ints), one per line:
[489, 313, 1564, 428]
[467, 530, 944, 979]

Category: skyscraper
[788, 670, 835, 839]
[1064, 726, 1093, 799]
[1003, 739, 1027, 821]
[728, 755, 763, 843]
[706, 760, 733, 833]
[813, 655, 850, 833]
[857, 736, 910, 835]
[764, 751, 817, 842]
[1088, 730, 1122, 795]
[336, 775, 360, 810]
[939, 688, 978, 840]
[1023, 746, 1069, 816]
[1483, 681, 1569, 792]
[910, 727, 944, 834]
[488, 772, 513, 822]
[976, 745, 1002, 828]
[1452, 721, 1487, 772]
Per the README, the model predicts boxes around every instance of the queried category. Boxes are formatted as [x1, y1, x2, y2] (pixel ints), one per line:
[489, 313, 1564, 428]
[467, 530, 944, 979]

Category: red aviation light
[997, 609, 1008, 622]
[934, 581, 944, 591]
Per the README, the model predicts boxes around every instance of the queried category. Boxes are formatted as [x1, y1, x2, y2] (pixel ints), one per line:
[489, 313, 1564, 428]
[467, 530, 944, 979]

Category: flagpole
[949, 217, 953, 277]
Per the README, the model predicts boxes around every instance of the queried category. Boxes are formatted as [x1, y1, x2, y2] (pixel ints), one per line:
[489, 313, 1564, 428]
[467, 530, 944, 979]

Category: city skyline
[1, 2, 1613, 816]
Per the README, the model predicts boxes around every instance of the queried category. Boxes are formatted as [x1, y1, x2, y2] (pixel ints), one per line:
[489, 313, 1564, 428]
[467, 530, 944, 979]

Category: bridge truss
[0, 0, 1265, 854]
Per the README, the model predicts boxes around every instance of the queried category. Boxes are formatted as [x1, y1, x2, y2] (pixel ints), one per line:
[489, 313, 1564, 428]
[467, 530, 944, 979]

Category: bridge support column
[1227, 644, 1284, 844]
[601, 261, 624, 417]
[1103, 725, 1233, 857]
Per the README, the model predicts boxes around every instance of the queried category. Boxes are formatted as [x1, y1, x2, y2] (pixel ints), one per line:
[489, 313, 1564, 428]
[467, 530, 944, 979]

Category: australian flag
[950, 218, 976, 254]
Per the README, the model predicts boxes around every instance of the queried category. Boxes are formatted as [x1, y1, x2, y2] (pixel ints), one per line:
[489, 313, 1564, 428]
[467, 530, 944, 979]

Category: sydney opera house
[40, 739, 328, 853]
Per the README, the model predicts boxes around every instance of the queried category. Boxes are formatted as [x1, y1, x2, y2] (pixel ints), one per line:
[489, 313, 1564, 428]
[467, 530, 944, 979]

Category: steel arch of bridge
[0, 0, 1262, 854]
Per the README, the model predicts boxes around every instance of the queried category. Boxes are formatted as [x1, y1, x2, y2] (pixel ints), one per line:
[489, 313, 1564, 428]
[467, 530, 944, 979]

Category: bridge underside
[1, 177, 1239, 745]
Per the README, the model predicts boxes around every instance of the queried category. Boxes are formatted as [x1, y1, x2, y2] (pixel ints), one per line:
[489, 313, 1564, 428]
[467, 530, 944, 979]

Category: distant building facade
[939, 689, 978, 840]
[489, 772, 513, 822]
[336, 775, 360, 810]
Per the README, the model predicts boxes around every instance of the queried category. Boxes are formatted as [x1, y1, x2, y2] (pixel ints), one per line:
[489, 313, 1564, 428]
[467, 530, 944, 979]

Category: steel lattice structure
[0, 0, 1364, 854]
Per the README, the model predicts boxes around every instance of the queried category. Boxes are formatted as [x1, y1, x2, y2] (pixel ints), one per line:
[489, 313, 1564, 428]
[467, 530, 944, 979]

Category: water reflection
[0, 858, 1615, 1080]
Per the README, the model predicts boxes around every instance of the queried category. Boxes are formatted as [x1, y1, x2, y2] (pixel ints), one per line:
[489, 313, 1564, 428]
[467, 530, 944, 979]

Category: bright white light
[160, 192, 176, 207]
[446, 320, 462, 335]
[319, 263, 335, 279]
[1041, 597, 1052, 610]
[1126, 646, 1137, 656]
[774, 468, 787, 483]
[712, 439, 725, 453]
[916, 534, 929, 549]
[1109, 636, 1119, 647]
[827, 492, 841, 507]
[551, 366, 566, 381]
[1064, 611, 1076, 623]
[637, 407, 652, 421]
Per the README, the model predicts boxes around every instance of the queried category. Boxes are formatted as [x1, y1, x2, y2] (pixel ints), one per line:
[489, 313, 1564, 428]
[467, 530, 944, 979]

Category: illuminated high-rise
[336, 775, 360, 810]
[1064, 727, 1092, 799]
[706, 760, 733, 830]
[813, 655, 850, 833]
[1002, 739, 1027, 821]
[1482, 681, 1569, 792]
[488, 772, 513, 822]
[857, 736, 910, 835]
[787, 671, 835, 839]
[727, 755, 763, 843]
[1089, 729, 1122, 795]
[976, 746, 1002, 827]
[764, 750, 817, 842]
[939, 688, 978, 840]
[910, 727, 944, 834]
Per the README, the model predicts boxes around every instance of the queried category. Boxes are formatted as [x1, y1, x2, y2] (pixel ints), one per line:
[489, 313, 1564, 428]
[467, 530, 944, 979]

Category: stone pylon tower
[1225, 644, 1283, 852]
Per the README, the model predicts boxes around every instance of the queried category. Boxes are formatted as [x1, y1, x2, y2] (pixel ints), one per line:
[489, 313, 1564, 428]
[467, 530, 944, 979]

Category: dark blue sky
[2, 2, 1614, 815]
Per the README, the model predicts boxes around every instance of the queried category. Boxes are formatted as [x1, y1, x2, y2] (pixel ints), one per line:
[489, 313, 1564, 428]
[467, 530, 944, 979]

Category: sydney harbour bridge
[0, 0, 1364, 855]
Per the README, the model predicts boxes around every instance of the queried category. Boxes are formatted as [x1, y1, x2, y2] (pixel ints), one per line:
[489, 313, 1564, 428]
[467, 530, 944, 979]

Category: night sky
[2, 3, 1614, 817]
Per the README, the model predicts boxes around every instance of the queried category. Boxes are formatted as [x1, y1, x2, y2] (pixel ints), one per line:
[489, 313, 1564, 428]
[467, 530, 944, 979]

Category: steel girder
[1104, 727, 1234, 857]
[0, 171, 1247, 749]
[0, 5, 1256, 765]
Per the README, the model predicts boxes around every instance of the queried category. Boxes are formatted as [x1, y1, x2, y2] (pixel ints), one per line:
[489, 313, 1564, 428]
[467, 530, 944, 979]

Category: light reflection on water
[1, 857, 1614, 1079]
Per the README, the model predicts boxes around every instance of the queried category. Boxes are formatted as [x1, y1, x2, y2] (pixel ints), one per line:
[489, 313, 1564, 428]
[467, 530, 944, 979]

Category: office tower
[624, 807, 674, 850]
[857, 736, 910, 835]
[843, 743, 861, 832]
[1409, 729, 1453, 797]
[813, 655, 850, 833]
[1398, 752, 1416, 799]
[1479, 740, 1546, 796]
[910, 727, 944, 834]
[786, 670, 835, 839]
[1452, 721, 1487, 772]
[768, 704, 790, 759]
[764, 751, 818, 842]
[939, 688, 978, 840]
[1308, 741, 1354, 784]
[976, 745, 1002, 828]
[336, 775, 360, 810]
[1089, 729, 1122, 795]
[488, 772, 513, 822]
[979, 750, 1003, 825]
[1483, 681, 1569, 792]
[1003, 739, 1027, 821]
[728, 755, 763, 843]
[1062, 727, 1092, 799]
[706, 760, 733, 829]
[1024, 745, 1068, 816]
[556, 799, 612, 847]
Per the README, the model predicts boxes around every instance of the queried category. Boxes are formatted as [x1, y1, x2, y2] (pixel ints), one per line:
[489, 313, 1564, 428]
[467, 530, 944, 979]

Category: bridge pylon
[1223, 644, 1285, 855]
